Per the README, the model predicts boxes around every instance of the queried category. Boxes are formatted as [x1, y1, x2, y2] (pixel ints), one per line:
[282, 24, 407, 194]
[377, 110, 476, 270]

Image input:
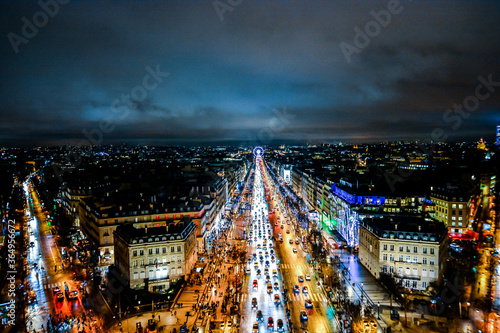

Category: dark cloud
[1, 0, 499, 146]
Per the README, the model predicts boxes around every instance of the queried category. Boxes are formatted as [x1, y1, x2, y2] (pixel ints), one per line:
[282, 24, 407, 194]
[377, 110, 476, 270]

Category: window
[413, 268, 417, 276]
[422, 257, 427, 265]
[390, 245, 394, 251]
[149, 249, 153, 255]
[413, 256, 418, 263]
[423, 247, 427, 254]
[399, 255, 404, 262]
[140, 259, 144, 266]
[399, 246, 403, 252]
[133, 272, 138, 280]
[413, 246, 418, 253]
[422, 268, 427, 277]
[177, 255, 182, 262]
[149, 259, 153, 265]
[452, 204, 456, 209]
[171, 246, 175, 252]
[422, 281, 427, 289]
[177, 246, 182, 252]
[163, 257, 167, 263]
[406, 246, 410, 253]
[133, 250, 137, 257]
[383, 244, 388, 251]
[430, 259, 435, 266]
[383, 254, 388, 261]
[405, 267, 410, 275]
[140, 271, 145, 279]
[398, 267, 403, 276]
[389, 266, 394, 274]
[162, 247, 166, 254]
[390, 254, 395, 261]
[412, 281, 418, 289]
[133, 260, 137, 268]
[406, 256, 411, 263]
[429, 269, 435, 278]
[105, 239, 108, 245]
[382, 265, 388, 273]
[156, 248, 160, 254]
[430, 248, 435, 255]
[458, 204, 463, 209]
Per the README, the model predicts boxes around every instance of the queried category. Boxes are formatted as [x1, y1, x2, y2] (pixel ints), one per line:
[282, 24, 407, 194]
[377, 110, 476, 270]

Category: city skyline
[1, 0, 500, 147]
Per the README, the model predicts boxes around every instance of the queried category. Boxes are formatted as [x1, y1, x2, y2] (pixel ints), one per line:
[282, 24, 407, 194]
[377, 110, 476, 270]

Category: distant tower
[496, 125, 500, 146]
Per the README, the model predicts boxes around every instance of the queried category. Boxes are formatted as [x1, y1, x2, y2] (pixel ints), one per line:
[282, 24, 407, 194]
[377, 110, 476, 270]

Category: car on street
[257, 310, 263, 320]
[289, 239, 293, 244]
[286, 230, 290, 234]
[300, 310, 308, 321]
[68, 290, 78, 300]
[298, 276, 304, 282]
[277, 319, 284, 331]
[274, 293, 280, 304]
[305, 299, 313, 308]
[305, 274, 311, 281]
[293, 285, 300, 293]
[28, 290, 37, 304]
[302, 286, 308, 293]
[56, 292, 64, 301]
[252, 321, 259, 333]
[53, 286, 61, 294]
[253, 280, 258, 288]
[268, 317, 274, 328]
[293, 248, 297, 253]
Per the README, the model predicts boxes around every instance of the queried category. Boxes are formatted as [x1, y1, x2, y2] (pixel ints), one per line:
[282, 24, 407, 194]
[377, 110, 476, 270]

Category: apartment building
[359, 216, 447, 291]
[114, 219, 197, 293]
[79, 195, 205, 266]
[430, 186, 472, 236]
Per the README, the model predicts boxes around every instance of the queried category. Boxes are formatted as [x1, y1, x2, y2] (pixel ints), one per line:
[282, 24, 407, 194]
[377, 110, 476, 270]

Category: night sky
[1, 0, 500, 146]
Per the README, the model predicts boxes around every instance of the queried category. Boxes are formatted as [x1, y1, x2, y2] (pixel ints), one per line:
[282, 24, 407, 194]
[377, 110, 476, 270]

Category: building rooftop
[114, 217, 195, 245]
[362, 215, 447, 242]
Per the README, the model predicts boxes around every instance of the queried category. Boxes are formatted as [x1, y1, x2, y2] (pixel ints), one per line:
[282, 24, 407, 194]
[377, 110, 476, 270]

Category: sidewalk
[108, 223, 245, 333]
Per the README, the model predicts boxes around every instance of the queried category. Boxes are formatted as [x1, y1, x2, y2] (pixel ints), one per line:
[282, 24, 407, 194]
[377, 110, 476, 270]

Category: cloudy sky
[1, 0, 499, 146]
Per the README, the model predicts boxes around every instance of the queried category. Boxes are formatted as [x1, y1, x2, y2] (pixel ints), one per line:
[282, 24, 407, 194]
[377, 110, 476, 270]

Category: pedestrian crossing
[278, 263, 311, 271]
[240, 292, 327, 303]
[43, 281, 68, 290]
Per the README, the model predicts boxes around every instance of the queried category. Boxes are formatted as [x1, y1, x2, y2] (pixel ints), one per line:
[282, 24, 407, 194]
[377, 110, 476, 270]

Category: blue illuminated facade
[330, 183, 388, 248]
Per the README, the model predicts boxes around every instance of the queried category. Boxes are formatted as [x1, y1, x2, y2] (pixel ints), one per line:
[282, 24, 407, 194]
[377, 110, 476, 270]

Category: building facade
[114, 219, 197, 293]
[79, 196, 205, 266]
[430, 186, 472, 236]
[359, 216, 447, 291]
